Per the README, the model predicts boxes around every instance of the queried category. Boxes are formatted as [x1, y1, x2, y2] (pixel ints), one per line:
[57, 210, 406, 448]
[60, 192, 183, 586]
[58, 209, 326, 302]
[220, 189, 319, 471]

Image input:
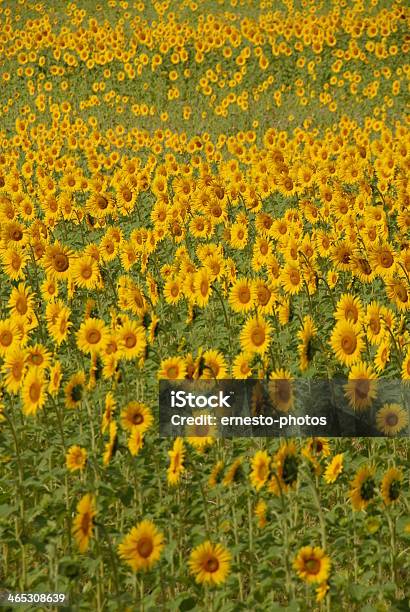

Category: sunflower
[128, 426, 144, 457]
[102, 391, 116, 434]
[72, 255, 101, 289]
[66, 446, 87, 472]
[323, 453, 344, 484]
[72, 494, 96, 553]
[1, 246, 28, 281]
[25, 343, 51, 371]
[375, 404, 409, 436]
[335, 293, 363, 325]
[250, 450, 271, 491]
[402, 350, 410, 381]
[270, 441, 299, 494]
[222, 457, 243, 486]
[103, 421, 118, 466]
[229, 222, 248, 249]
[202, 349, 227, 379]
[231, 352, 253, 379]
[167, 437, 185, 486]
[8, 283, 35, 320]
[281, 262, 303, 295]
[268, 369, 294, 413]
[189, 541, 231, 586]
[344, 362, 378, 411]
[1, 347, 27, 394]
[76, 318, 109, 355]
[121, 401, 153, 434]
[208, 461, 225, 488]
[293, 546, 331, 584]
[21, 368, 46, 416]
[374, 340, 390, 373]
[158, 356, 187, 380]
[255, 500, 268, 528]
[228, 278, 255, 313]
[117, 319, 147, 360]
[349, 466, 377, 511]
[240, 315, 271, 355]
[194, 267, 212, 307]
[42, 240, 73, 280]
[329, 320, 364, 366]
[48, 361, 62, 396]
[369, 241, 397, 278]
[0, 318, 21, 356]
[297, 315, 318, 372]
[118, 520, 164, 572]
[381, 467, 403, 506]
[386, 279, 410, 312]
[365, 301, 385, 345]
[65, 370, 86, 409]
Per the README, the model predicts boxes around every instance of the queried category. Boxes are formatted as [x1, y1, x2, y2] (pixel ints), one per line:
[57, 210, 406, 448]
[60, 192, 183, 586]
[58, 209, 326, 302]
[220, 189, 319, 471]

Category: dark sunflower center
[71, 384, 83, 402]
[251, 328, 265, 347]
[87, 330, 101, 344]
[205, 557, 219, 573]
[386, 413, 398, 426]
[356, 379, 370, 399]
[53, 253, 69, 272]
[238, 286, 250, 303]
[0, 330, 12, 346]
[282, 455, 298, 486]
[29, 382, 41, 402]
[132, 413, 144, 425]
[137, 537, 153, 558]
[360, 477, 376, 501]
[389, 480, 401, 501]
[305, 558, 320, 574]
[380, 251, 393, 268]
[341, 333, 356, 355]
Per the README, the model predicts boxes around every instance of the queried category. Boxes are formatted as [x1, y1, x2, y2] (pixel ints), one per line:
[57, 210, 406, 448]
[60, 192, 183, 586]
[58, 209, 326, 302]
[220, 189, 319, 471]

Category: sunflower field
[0, 0, 409, 609]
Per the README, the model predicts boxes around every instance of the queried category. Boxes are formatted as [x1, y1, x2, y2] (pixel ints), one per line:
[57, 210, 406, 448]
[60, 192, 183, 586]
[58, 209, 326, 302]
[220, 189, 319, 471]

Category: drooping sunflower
[240, 315, 271, 355]
[66, 446, 87, 472]
[375, 404, 409, 436]
[72, 494, 96, 553]
[349, 466, 377, 511]
[323, 453, 344, 484]
[402, 350, 410, 380]
[250, 450, 271, 491]
[268, 369, 294, 413]
[222, 457, 243, 486]
[128, 426, 144, 457]
[194, 267, 212, 307]
[118, 520, 164, 572]
[329, 320, 364, 366]
[344, 361, 378, 411]
[297, 315, 318, 372]
[64, 370, 86, 409]
[167, 437, 185, 486]
[208, 461, 225, 488]
[254, 499, 268, 528]
[102, 391, 116, 434]
[189, 541, 231, 586]
[103, 421, 118, 466]
[76, 318, 109, 355]
[121, 401, 153, 434]
[270, 441, 299, 494]
[293, 546, 331, 584]
[202, 349, 227, 379]
[21, 367, 47, 416]
[381, 467, 403, 506]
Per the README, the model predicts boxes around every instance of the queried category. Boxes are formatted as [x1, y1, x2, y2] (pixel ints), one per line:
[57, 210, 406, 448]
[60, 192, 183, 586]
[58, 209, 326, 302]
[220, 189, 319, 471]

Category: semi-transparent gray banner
[159, 379, 410, 438]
